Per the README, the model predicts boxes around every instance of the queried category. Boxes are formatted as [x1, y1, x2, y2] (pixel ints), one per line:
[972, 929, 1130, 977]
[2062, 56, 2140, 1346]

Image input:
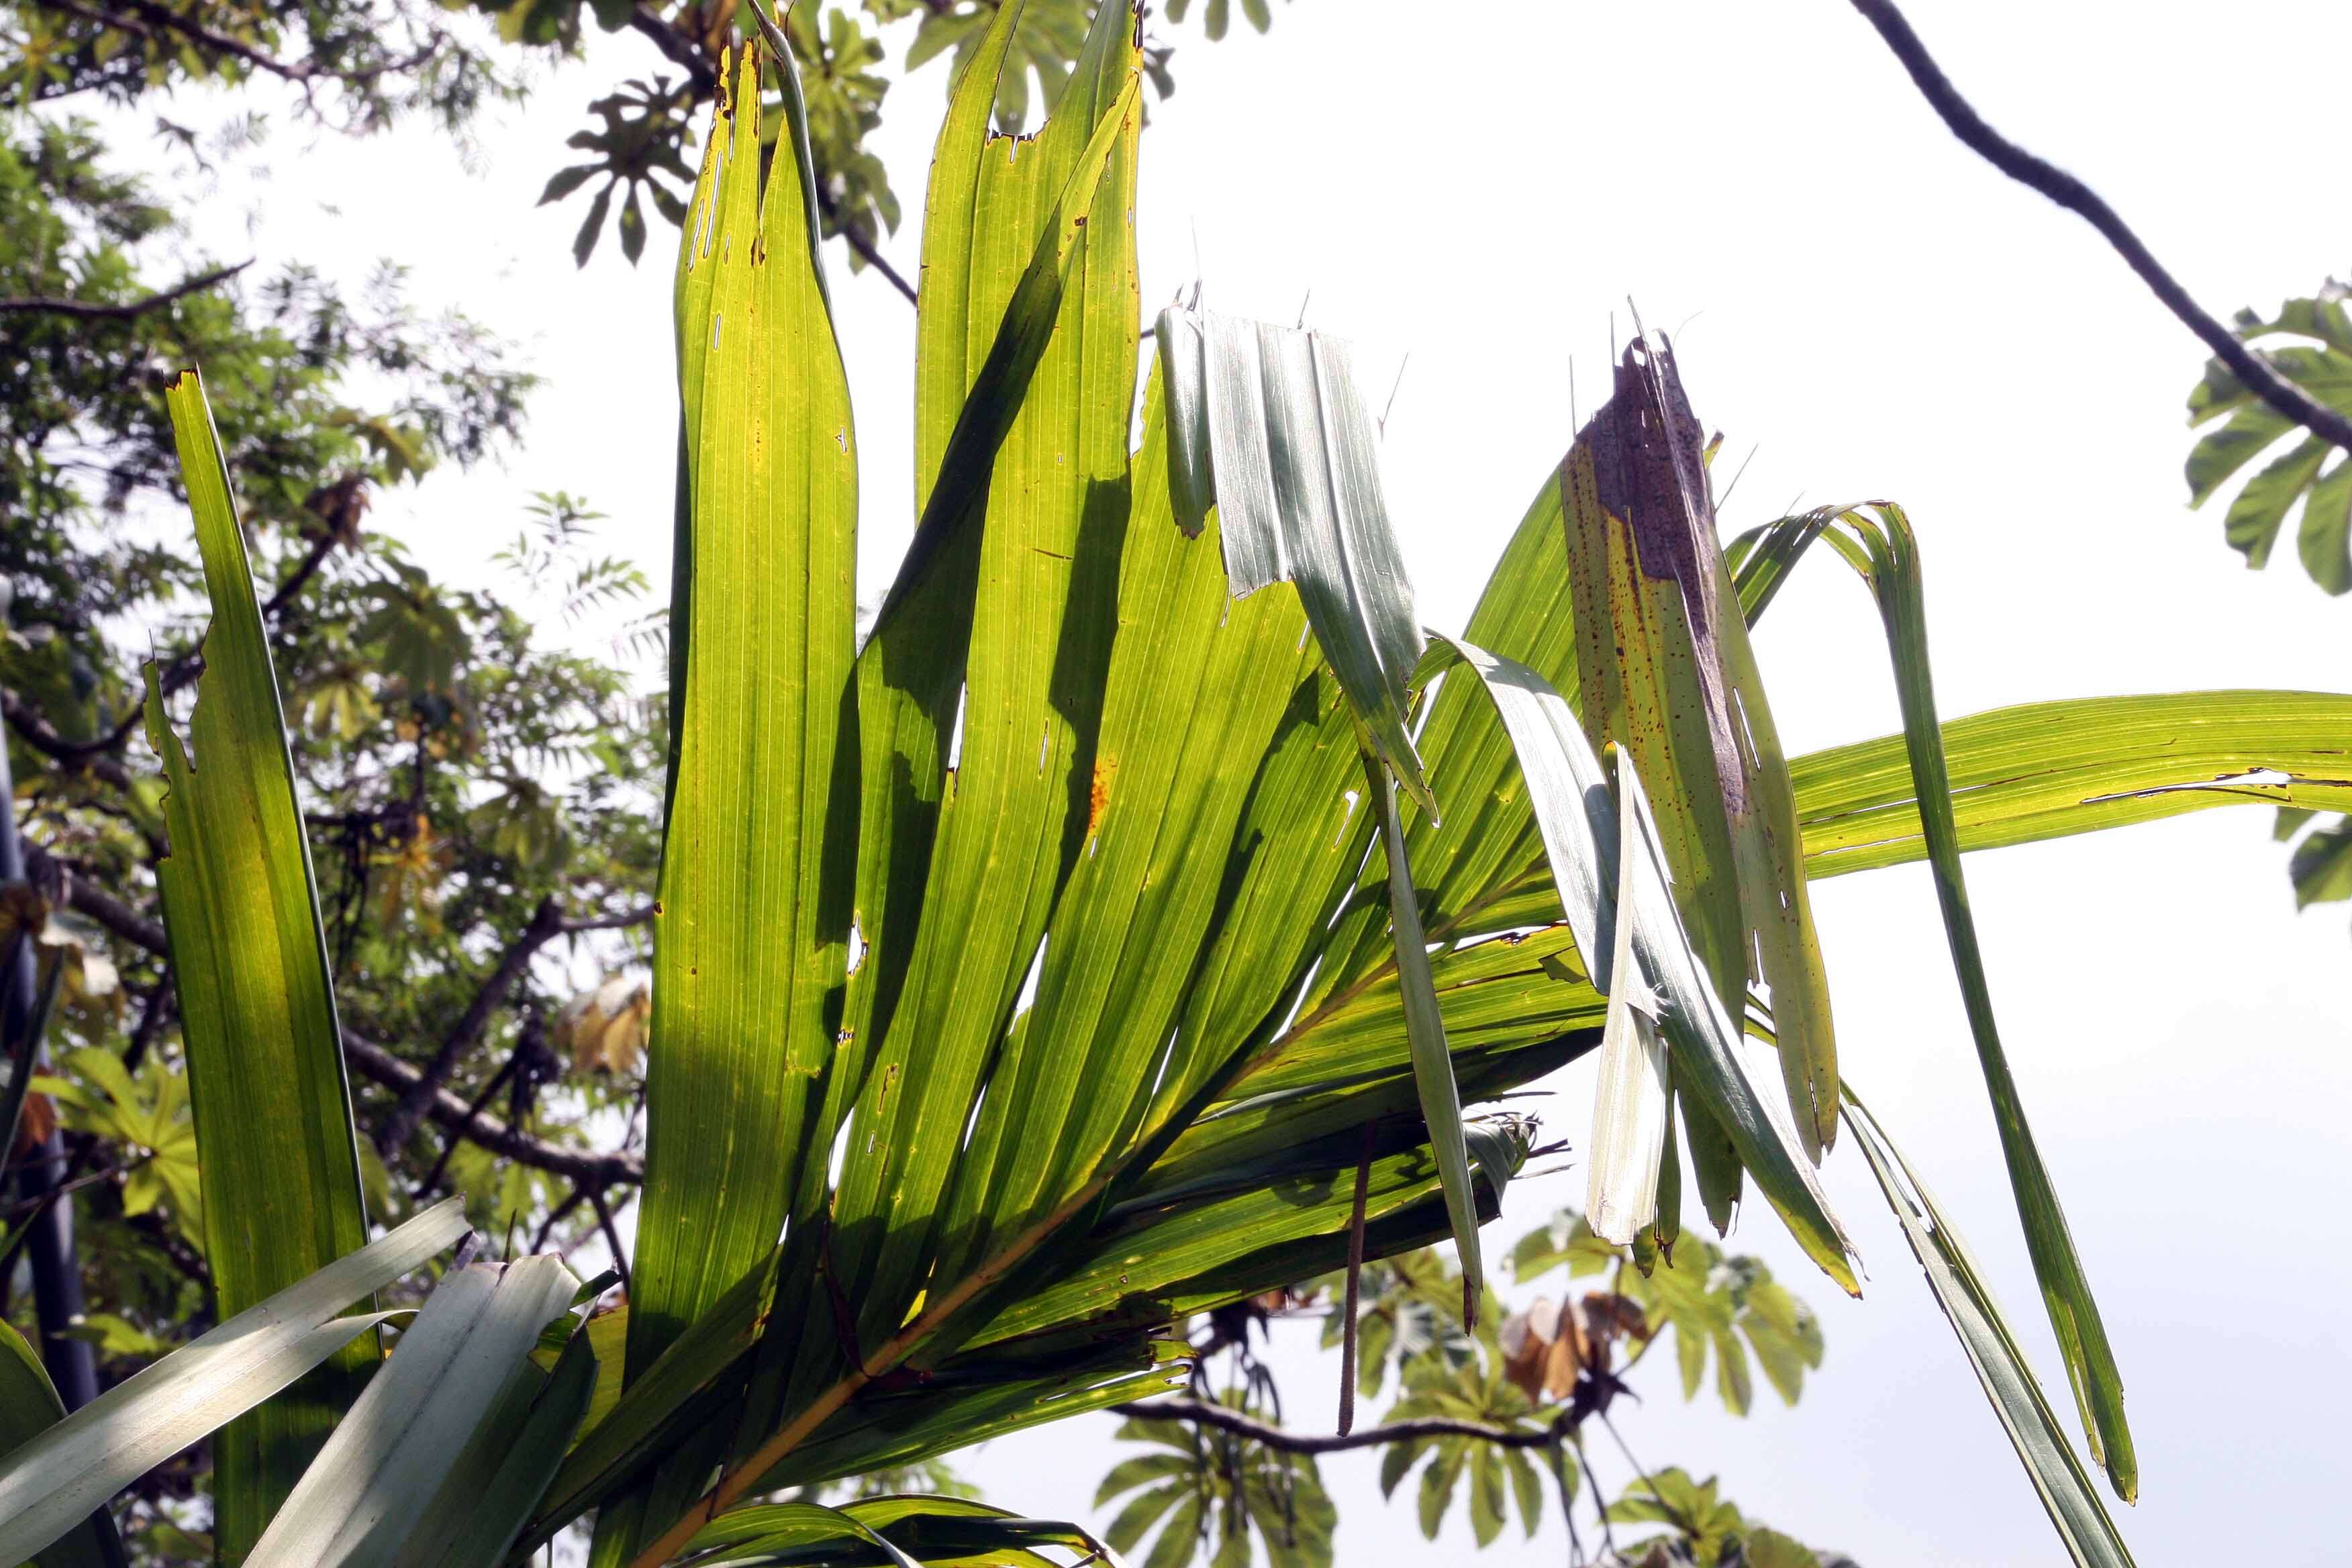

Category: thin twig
[813, 185, 918, 305]
[1570, 1428, 1612, 1556]
[120, 970, 173, 1077]
[0, 260, 250, 320]
[627, 1, 718, 91]
[1848, 0, 2352, 452]
[344, 1030, 641, 1187]
[1, 1152, 137, 1217]
[378, 895, 565, 1157]
[124, 1207, 211, 1289]
[262, 526, 342, 619]
[1, 690, 140, 795]
[1336, 1122, 1374, 1436]
[1598, 1408, 1696, 1541]
[409, 1053, 519, 1199]
[531, 1183, 590, 1254]
[586, 1183, 631, 1297]
[28, 510, 341, 765]
[565, 902, 656, 934]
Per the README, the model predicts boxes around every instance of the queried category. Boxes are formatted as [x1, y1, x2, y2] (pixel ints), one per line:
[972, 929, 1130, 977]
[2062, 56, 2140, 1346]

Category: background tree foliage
[2181, 278, 2352, 928]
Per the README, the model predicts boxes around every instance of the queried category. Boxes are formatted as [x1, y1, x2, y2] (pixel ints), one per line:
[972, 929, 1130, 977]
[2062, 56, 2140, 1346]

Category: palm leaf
[0, 1201, 469, 1566]
[1560, 334, 1836, 1162]
[142, 371, 377, 1557]
[1156, 304, 1432, 816]
[0, 1317, 126, 1568]
[629, 26, 858, 1395]
[1843, 1091, 2137, 1568]
[1404, 638, 1853, 1284]
[823, 0, 1142, 1374]
[1794, 691, 2352, 877]
[246, 1256, 587, 1567]
[1769, 503, 2135, 1498]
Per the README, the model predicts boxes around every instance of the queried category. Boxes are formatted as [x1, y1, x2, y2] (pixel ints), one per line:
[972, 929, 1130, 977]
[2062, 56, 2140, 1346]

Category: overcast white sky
[110, 1, 2352, 1561]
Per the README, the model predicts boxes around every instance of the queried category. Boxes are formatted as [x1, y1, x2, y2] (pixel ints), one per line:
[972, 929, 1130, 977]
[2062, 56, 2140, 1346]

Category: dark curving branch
[40, 0, 440, 90]
[627, 1, 716, 91]
[376, 895, 565, 1158]
[0, 260, 251, 321]
[342, 1030, 642, 1187]
[814, 185, 918, 305]
[1846, 0, 2352, 452]
[22, 838, 644, 1187]
[1, 688, 141, 795]
[1109, 1395, 1563, 1455]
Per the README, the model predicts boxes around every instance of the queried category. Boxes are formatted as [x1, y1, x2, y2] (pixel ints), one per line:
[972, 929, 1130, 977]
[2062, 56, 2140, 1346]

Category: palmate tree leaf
[142, 371, 377, 1559]
[245, 1257, 584, 1568]
[1843, 1092, 2138, 1568]
[2184, 285, 2352, 593]
[2286, 814, 2352, 908]
[1741, 1528, 1822, 1568]
[0, 1200, 469, 1567]
[1561, 333, 1837, 1163]
[0, 1316, 126, 1568]
[1786, 503, 2135, 1499]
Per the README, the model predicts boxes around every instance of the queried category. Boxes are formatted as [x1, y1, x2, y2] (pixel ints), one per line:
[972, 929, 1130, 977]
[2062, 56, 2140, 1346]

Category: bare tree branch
[262, 524, 343, 620]
[1847, 0, 2352, 452]
[27, 840, 166, 953]
[814, 186, 918, 305]
[1, 689, 141, 795]
[23, 838, 644, 1187]
[565, 902, 656, 934]
[0, 260, 251, 321]
[33, 501, 352, 767]
[1108, 1395, 1563, 1455]
[377, 895, 565, 1157]
[587, 1181, 632, 1295]
[628, 1, 716, 91]
[39, 0, 439, 89]
[342, 1030, 642, 1187]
